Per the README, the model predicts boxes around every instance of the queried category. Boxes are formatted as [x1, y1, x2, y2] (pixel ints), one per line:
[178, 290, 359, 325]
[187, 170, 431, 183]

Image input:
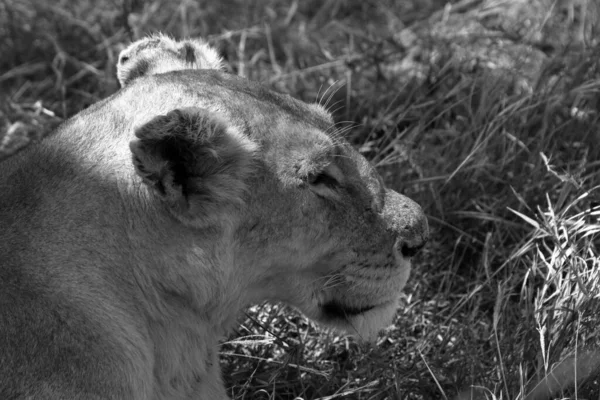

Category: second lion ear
[130, 107, 256, 226]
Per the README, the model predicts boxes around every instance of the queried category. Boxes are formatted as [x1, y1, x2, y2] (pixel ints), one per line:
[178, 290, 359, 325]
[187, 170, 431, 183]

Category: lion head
[117, 33, 224, 87]
[1, 38, 428, 399]
[131, 100, 428, 339]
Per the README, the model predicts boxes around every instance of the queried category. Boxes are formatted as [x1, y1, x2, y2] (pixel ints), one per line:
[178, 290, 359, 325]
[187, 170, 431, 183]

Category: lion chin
[319, 300, 401, 341]
[303, 257, 413, 341]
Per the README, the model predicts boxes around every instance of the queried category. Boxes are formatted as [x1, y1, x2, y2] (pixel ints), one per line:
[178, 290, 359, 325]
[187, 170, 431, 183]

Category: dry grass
[2, 0, 600, 399]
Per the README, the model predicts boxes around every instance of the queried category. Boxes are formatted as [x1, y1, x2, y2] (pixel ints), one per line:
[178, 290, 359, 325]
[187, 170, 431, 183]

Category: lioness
[0, 43, 428, 400]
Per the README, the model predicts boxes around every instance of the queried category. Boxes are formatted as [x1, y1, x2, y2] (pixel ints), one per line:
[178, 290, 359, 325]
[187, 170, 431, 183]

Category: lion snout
[383, 190, 429, 258]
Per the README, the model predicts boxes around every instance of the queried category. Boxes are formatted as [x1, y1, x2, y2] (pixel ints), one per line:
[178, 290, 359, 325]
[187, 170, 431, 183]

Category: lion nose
[395, 211, 428, 258]
[397, 234, 426, 258]
[383, 190, 429, 258]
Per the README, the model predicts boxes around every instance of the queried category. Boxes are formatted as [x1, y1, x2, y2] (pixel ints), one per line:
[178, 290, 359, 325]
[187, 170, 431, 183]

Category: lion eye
[307, 172, 338, 187]
[119, 55, 130, 64]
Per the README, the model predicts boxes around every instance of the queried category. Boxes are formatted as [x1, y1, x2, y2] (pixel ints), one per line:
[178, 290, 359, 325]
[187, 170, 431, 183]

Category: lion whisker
[323, 83, 346, 111]
[318, 80, 343, 109]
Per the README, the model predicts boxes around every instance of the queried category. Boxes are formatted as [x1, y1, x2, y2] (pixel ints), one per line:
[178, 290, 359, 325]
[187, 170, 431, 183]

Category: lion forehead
[119, 70, 336, 150]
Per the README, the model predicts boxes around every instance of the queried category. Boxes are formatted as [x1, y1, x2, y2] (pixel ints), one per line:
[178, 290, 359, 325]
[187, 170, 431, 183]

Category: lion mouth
[321, 300, 375, 319]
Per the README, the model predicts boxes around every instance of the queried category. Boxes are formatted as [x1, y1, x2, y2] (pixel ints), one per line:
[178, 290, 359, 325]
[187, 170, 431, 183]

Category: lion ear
[130, 107, 256, 225]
